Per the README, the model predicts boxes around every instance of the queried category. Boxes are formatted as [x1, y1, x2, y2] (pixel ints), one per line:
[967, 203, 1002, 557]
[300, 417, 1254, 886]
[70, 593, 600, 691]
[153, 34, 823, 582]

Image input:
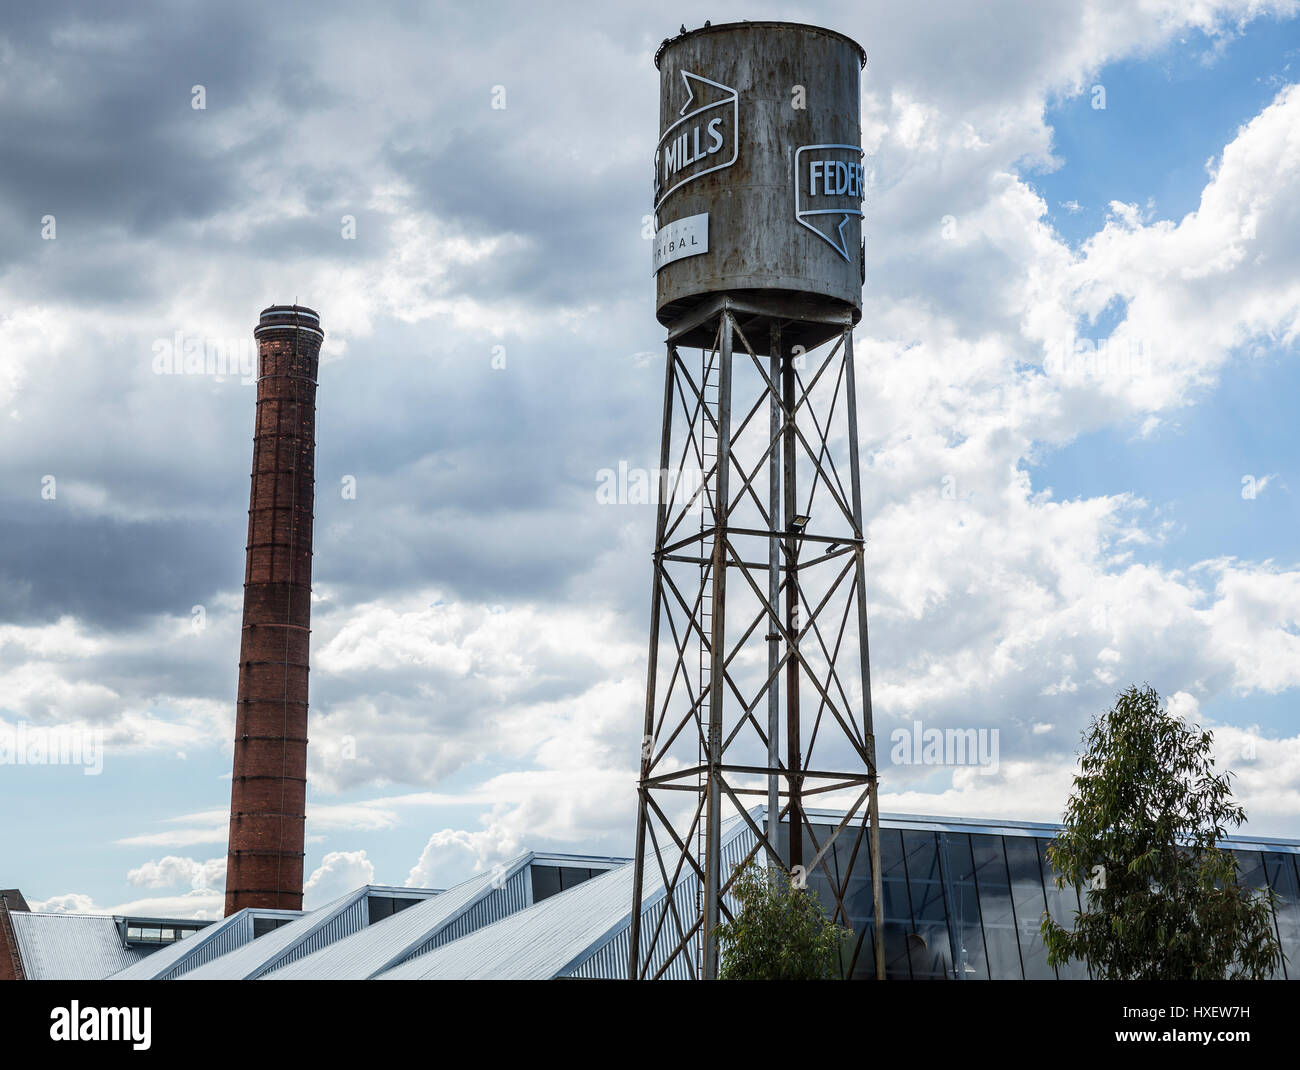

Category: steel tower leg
[782, 335, 802, 875]
[843, 326, 886, 980]
[766, 324, 781, 856]
[627, 340, 678, 980]
[701, 312, 734, 979]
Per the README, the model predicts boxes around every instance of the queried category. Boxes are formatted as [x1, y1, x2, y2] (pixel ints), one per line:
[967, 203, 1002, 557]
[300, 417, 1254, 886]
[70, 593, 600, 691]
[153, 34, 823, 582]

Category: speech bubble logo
[794, 143, 865, 261]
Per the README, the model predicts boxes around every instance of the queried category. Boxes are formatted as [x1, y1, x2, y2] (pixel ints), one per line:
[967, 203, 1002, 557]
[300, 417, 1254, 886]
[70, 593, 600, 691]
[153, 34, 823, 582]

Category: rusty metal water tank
[653, 22, 867, 345]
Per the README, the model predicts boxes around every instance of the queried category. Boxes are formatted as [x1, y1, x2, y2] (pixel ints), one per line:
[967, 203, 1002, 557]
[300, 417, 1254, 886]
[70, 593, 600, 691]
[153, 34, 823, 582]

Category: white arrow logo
[653, 70, 739, 213]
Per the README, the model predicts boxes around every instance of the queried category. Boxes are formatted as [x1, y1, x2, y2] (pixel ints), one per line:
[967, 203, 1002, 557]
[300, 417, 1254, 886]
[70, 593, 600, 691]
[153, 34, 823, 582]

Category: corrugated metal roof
[268, 854, 533, 980]
[180, 886, 435, 980]
[268, 852, 631, 979]
[377, 819, 756, 980]
[106, 908, 301, 980]
[9, 913, 152, 980]
[570, 814, 758, 980]
[377, 864, 635, 980]
[180, 889, 361, 979]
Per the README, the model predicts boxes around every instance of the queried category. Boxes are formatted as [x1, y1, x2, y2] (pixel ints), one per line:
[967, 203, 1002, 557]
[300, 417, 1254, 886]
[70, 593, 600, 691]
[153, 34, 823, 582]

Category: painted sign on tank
[794, 143, 865, 261]
[653, 70, 738, 212]
[653, 212, 708, 273]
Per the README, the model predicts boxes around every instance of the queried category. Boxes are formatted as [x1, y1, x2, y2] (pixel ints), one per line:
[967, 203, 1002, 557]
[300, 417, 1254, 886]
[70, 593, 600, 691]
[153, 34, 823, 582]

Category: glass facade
[1264, 852, 1300, 980]
[785, 819, 1300, 979]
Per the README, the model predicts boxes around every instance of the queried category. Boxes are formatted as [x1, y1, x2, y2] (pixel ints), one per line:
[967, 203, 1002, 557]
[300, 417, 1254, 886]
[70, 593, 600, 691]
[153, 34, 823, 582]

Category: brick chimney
[1, 890, 30, 980]
[224, 305, 323, 915]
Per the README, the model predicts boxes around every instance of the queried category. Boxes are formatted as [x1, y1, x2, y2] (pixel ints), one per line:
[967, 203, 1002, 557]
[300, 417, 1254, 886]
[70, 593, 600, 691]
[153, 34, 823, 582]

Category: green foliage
[716, 862, 853, 980]
[1041, 684, 1282, 980]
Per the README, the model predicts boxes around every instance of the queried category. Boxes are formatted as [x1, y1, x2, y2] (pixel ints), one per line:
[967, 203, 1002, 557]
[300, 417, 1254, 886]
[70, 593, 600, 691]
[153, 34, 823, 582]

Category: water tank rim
[654, 21, 867, 71]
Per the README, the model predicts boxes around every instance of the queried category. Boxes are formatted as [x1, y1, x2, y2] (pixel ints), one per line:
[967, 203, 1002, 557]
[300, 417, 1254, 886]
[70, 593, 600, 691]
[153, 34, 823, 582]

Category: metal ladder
[696, 343, 719, 976]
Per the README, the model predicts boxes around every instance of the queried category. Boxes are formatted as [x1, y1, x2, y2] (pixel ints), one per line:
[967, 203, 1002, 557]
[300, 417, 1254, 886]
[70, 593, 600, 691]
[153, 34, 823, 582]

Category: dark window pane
[840, 832, 877, 980]
[1263, 853, 1299, 980]
[838, 823, 874, 923]
[253, 917, 289, 938]
[1004, 836, 1054, 979]
[971, 834, 1021, 979]
[1233, 850, 1267, 890]
[803, 823, 855, 933]
[902, 831, 952, 978]
[903, 829, 941, 882]
[875, 828, 912, 978]
[883, 922, 912, 980]
[1039, 839, 1089, 979]
[945, 832, 978, 883]
[530, 865, 562, 902]
[879, 827, 907, 879]
[1229, 849, 1281, 975]
[940, 833, 988, 980]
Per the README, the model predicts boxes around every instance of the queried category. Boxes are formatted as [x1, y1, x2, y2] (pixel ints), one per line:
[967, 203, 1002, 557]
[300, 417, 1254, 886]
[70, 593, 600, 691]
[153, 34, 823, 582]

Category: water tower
[628, 21, 885, 980]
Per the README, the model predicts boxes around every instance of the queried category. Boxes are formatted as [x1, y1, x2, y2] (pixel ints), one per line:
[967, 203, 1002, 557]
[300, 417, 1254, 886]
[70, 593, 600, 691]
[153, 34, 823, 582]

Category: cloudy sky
[2, 0, 1299, 918]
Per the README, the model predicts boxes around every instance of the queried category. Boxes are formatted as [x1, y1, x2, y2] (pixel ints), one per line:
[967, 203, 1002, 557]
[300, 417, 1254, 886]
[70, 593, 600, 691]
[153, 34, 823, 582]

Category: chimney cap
[256, 304, 323, 338]
[259, 303, 320, 322]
